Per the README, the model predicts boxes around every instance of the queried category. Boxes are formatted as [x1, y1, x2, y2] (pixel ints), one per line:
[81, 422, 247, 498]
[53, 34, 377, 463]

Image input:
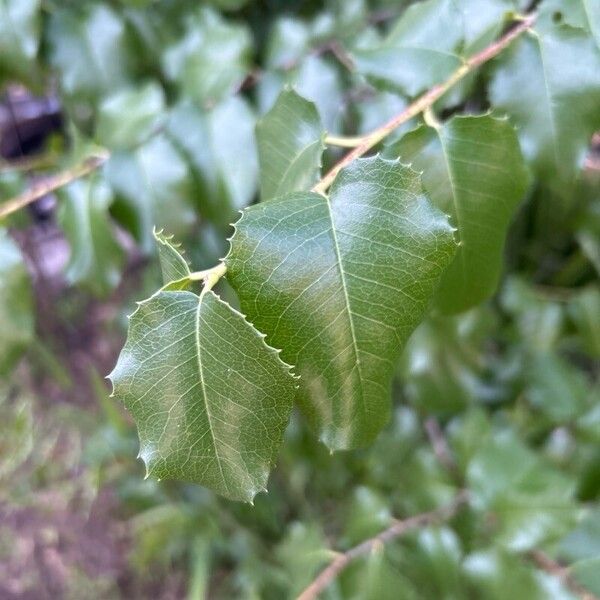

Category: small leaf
[153, 228, 191, 288]
[57, 177, 125, 296]
[386, 115, 529, 314]
[0, 229, 34, 375]
[96, 81, 165, 150]
[256, 89, 325, 202]
[490, 22, 600, 192]
[353, 0, 463, 97]
[226, 157, 457, 449]
[109, 290, 296, 502]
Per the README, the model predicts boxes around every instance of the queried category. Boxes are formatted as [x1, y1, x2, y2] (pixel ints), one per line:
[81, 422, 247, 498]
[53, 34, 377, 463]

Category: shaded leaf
[153, 228, 191, 288]
[167, 96, 258, 225]
[0, 229, 34, 375]
[109, 289, 296, 502]
[48, 5, 132, 99]
[256, 89, 325, 202]
[57, 177, 125, 296]
[96, 81, 165, 150]
[162, 7, 251, 106]
[490, 22, 600, 192]
[226, 157, 456, 449]
[105, 135, 196, 251]
[386, 115, 529, 314]
[0, 0, 40, 79]
[353, 0, 463, 96]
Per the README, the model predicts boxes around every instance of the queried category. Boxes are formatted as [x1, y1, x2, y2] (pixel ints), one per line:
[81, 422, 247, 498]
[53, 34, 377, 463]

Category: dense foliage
[1, 0, 600, 597]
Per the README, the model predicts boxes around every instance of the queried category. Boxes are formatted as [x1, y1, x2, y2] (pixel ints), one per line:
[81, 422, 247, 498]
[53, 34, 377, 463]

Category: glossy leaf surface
[226, 157, 456, 449]
[256, 89, 325, 202]
[109, 290, 296, 502]
[490, 22, 600, 191]
[386, 115, 529, 313]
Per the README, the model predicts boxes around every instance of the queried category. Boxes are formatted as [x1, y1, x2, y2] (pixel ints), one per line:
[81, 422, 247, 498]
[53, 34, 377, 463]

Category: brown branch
[0, 152, 109, 221]
[424, 417, 460, 478]
[313, 13, 536, 195]
[296, 490, 469, 600]
[529, 550, 600, 600]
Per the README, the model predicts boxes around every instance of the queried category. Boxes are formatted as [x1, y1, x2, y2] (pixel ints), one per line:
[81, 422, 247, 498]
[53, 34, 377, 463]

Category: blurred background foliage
[0, 0, 599, 598]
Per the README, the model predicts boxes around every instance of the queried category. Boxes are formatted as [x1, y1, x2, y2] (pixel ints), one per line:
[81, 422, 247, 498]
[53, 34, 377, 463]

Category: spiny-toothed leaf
[386, 115, 529, 314]
[109, 289, 296, 502]
[352, 0, 463, 97]
[0, 229, 34, 376]
[225, 157, 457, 450]
[490, 21, 600, 193]
[57, 177, 125, 297]
[152, 227, 191, 290]
[256, 89, 325, 202]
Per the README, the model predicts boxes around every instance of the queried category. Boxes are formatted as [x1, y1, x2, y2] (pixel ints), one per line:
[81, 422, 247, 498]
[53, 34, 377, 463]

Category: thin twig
[0, 152, 109, 221]
[424, 417, 459, 477]
[312, 13, 536, 195]
[296, 491, 470, 600]
[529, 550, 600, 600]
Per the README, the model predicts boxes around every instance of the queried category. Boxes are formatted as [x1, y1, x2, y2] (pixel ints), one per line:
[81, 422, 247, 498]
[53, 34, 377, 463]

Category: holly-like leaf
[57, 177, 125, 297]
[256, 89, 325, 202]
[386, 115, 529, 314]
[353, 0, 463, 97]
[153, 228, 191, 287]
[109, 289, 296, 502]
[96, 81, 165, 150]
[490, 21, 600, 192]
[0, 229, 34, 375]
[226, 157, 457, 449]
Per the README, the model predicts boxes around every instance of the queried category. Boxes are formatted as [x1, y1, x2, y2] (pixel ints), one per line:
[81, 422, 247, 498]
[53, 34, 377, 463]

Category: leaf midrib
[273, 137, 323, 199]
[195, 293, 229, 495]
[325, 198, 366, 418]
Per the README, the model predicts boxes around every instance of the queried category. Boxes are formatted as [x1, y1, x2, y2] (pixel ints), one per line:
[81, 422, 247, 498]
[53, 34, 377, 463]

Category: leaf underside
[226, 157, 457, 450]
[109, 290, 296, 502]
[153, 227, 192, 289]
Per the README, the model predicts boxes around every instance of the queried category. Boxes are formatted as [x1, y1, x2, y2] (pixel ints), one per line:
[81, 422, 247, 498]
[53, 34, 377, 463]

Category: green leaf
[153, 228, 191, 288]
[256, 89, 325, 202]
[0, 229, 34, 376]
[539, 0, 600, 49]
[105, 135, 196, 251]
[568, 286, 600, 358]
[490, 22, 600, 192]
[161, 7, 251, 106]
[456, 0, 514, 53]
[386, 115, 529, 314]
[167, 96, 258, 225]
[57, 177, 125, 297]
[0, 0, 40, 79]
[48, 5, 132, 99]
[96, 81, 165, 150]
[226, 157, 457, 449]
[353, 0, 463, 97]
[109, 289, 296, 502]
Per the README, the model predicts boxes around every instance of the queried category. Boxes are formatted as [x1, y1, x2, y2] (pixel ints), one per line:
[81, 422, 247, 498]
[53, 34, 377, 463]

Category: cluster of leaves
[1, 0, 600, 597]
